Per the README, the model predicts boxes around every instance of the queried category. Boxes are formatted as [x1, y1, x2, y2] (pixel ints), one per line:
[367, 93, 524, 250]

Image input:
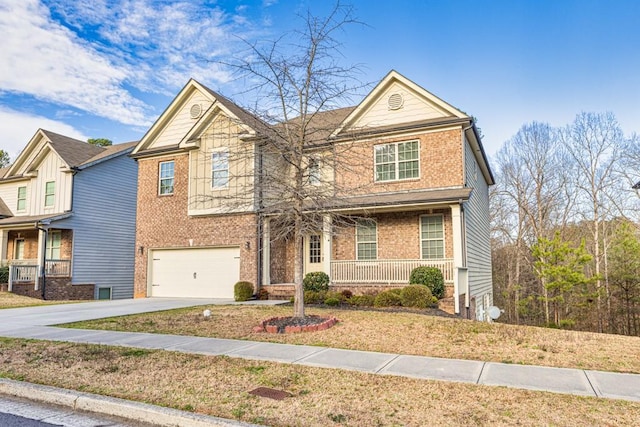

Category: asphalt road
[0, 394, 150, 427]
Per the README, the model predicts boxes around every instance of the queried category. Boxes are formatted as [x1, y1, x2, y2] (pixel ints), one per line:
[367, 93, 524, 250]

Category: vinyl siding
[56, 153, 138, 299]
[463, 136, 493, 317]
[351, 82, 450, 130]
[153, 91, 213, 148]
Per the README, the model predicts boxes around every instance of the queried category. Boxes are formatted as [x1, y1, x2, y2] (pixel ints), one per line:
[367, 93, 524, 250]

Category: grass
[63, 304, 640, 373]
[0, 337, 638, 426]
[0, 291, 83, 309]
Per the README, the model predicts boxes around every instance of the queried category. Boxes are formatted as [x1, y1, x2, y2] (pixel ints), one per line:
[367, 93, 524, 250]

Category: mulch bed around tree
[256, 315, 339, 333]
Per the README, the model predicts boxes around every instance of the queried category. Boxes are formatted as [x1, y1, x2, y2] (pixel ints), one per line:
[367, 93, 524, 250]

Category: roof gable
[5, 129, 102, 178]
[332, 70, 468, 137]
[132, 79, 266, 156]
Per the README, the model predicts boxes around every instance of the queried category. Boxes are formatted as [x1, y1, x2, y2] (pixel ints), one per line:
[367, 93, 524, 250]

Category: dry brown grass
[65, 305, 640, 374]
[0, 291, 82, 309]
[0, 338, 638, 427]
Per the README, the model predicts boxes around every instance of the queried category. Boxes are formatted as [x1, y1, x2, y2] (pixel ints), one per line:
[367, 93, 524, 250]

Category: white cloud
[46, 0, 255, 94]
[0, 0, 153, 126]
[0, 107, 89, 159]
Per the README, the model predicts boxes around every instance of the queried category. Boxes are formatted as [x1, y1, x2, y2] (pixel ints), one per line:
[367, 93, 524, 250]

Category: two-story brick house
[0, 129, 138, 300]
[131, 70, 494, 319]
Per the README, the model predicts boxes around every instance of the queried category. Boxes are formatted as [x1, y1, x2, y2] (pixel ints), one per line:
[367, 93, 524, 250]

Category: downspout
[256, 142, 264, 292]
[461, 121, 473, 319]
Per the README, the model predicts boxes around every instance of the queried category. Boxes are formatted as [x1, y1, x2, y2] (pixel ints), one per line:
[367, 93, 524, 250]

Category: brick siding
[134, 155, 259, 297]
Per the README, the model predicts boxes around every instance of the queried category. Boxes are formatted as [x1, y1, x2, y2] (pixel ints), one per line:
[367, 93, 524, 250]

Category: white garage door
[150, 247, 240, 298]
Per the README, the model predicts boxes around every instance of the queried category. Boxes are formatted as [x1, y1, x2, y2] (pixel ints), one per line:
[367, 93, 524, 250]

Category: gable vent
[388, 93, 404, 110]
[189, 103, 203, 119]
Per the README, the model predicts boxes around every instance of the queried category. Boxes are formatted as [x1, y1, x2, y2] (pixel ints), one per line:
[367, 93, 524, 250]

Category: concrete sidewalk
[0, 298, 639, 404]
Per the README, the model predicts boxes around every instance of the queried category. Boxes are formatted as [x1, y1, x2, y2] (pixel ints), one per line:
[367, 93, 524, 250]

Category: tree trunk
[293, 216, 305, 318]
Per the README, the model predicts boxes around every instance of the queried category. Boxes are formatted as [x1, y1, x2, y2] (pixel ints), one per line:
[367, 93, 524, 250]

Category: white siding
[351, 82, 451, 130]
[30, 151, 73, 215]
[188, 114, 255, 215]
[463, 136, 493, 318]
[0, 150, 72, 217]
[152, 91, 213, 148]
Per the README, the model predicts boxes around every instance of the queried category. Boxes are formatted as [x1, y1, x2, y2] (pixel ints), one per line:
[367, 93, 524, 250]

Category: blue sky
[1, 0, 638, 160]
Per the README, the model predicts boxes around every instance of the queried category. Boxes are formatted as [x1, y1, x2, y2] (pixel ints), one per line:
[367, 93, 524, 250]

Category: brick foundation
[262, 283, 454, 299]
[10, 278, 94, 300]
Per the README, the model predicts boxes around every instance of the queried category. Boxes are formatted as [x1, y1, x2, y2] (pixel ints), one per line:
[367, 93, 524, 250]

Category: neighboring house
[0, 129, 138, 300]
[131, 70, 494, 319]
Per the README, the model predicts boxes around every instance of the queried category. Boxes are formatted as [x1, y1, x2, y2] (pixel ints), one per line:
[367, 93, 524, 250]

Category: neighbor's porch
[1, 228, 73, 293]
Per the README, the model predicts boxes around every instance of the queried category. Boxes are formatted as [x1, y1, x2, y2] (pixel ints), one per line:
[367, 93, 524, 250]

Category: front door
[304, 234, 323, 274]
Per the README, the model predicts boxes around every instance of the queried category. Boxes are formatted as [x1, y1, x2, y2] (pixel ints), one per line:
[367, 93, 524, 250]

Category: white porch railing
[45, 259, 71, 277]
[7, 259, 71, 285]
[330, 258, 454, 284]
[10, 264, 38, 283]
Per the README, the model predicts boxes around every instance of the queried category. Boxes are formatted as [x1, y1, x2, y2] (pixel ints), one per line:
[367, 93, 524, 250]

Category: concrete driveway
[0, 297, 265, 333]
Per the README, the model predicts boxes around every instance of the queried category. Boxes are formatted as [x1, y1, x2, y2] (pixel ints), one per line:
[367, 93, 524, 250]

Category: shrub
[324, 297, 341, 306]
[347, 294, 376, 307]
[0, 266, 8, 284]
[304, 290, 327, 304]
[234, 281, 254, 302]
[340, 289, 353, 299]
[409, 266, 445, 299]
[374, 289, 403, 307]
[303, 271, 330, 292]
[325, 291, 344, 302]
[400, 285, 434, 309]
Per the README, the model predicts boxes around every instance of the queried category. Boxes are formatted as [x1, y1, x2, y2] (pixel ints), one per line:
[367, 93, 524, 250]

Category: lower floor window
[421, 215, 444, 259]
[356, 220, 377, 260]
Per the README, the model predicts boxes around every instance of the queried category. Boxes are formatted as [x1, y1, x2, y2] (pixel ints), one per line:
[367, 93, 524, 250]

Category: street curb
[0, 378, 261, 427]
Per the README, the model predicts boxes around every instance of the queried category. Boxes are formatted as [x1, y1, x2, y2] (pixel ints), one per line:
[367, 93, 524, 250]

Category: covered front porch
[261, 188, 471, 314]
[0, 215, 74, 297]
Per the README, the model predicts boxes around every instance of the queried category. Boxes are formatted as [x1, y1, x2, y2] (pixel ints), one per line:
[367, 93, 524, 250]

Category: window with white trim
[374, 140, 419, 182]
[421, 215, 444, 259]
[212, 149, 229, 188]
[44, 181, 55, 207]
[308, 158, 321, 185]
[356, 219, 377, 260]
[159, 161, 174, 195]
[16, 186, 26, 211]
[46, 230, 61, 260]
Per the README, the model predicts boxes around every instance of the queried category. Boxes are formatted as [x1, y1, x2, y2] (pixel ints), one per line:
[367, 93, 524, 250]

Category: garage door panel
[150, 247, 240, 298]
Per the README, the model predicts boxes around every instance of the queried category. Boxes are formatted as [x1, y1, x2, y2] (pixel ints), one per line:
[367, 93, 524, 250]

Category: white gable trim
[133, 79, 257, 156]
[6, 130, 70, 177]
[331, 70, 468, 138]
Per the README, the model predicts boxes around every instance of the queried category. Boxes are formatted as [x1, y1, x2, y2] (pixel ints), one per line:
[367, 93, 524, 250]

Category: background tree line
[491, 112, 640, 336]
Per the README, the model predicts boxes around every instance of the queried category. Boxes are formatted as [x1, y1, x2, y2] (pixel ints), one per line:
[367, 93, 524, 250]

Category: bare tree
[201, 2, 369, 318]
[492, 122, 574, 325]
[561, 112, 624, 332]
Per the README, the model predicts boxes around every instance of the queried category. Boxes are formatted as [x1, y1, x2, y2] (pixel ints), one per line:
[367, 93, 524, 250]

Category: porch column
[322, 214, 332, 277]
[35, 228, 46, 291]
[0, 229, 8, 262]
[450, 204, 464, 314]
[262, 217, 270, 286]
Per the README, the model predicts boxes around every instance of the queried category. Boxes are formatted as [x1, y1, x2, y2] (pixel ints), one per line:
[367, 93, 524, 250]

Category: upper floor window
[421, 215, 444, 259]
[212, 149, 229, 188]
[308, 158, 321, 185]
[44, 181, 55, 207]
[374, 140, 419, 182]
[16, 186, 26, 211]
[159, 161, 174, 195]
[356, 219, 377, 260]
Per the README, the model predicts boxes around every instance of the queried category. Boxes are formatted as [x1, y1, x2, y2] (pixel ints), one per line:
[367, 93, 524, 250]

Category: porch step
[438, 297, 456, 315]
